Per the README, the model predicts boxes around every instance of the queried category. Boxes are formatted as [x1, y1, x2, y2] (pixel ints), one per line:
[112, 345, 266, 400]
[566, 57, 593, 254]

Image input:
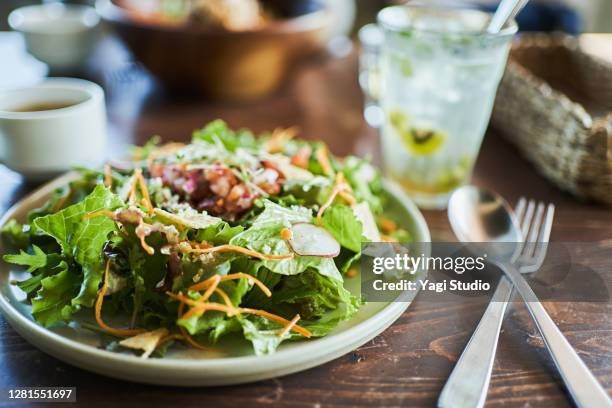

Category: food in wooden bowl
[96, 0, 331, 101]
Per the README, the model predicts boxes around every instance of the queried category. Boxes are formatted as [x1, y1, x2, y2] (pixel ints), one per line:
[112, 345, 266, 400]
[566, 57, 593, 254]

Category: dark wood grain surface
[0, 37, 610, 408]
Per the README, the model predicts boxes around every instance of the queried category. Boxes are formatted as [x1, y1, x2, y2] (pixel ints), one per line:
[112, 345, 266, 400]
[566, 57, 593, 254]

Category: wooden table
[1, 37, 611, 407]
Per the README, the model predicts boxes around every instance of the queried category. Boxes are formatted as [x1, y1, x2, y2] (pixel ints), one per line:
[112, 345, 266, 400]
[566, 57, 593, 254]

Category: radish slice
[288, 223, 340, 258]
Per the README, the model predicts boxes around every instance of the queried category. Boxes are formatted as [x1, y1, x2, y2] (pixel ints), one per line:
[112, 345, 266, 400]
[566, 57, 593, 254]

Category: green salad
[2, 120, 409, 357]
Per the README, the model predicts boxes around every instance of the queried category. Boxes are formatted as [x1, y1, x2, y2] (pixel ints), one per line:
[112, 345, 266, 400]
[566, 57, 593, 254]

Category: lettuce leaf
[282, 176, 332, 206]
[339, 156, 383, 214]
[4, 244, 66, 299]
[124, 238, 169, 327]
[246, 199, 312, 226]
[192, 120, 257, 152]
[239, 316, 286, 356]
[230, 200, 342, 281]
[242, 269, 360, 339]
[4, 245, 47, 272]
[1, 219, 29, 250]
[33, 185, 124, 309]
[321, 204, 363, 253]
[177, 278, 250, 336]
[30, 261, 80, 326]
[192, 222, 244, 245]
[27, 170, 102, 227]
[270, 270, 359, 335]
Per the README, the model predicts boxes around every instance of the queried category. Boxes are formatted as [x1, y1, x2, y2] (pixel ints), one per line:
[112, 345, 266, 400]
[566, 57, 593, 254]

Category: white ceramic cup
[8, 3, 101, 71]
[0, 78, 107, 180]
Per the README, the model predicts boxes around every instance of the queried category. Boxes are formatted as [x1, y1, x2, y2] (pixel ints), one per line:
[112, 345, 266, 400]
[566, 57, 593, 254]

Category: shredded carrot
[187, 275, 218, 294]
[334, 171, 346, 185]
[338, 190, 357, 206]
[182, 302, 236, 320]
[167, 293, 311, 338]
[200, 275, 221, 303]
[168, 292, 233, 314]
[316, 172, 357, 224]
[176, 302, 216, 352]
[168, 279, 233, 321]
[83, 210, 116, 220]
[280, 227, 293, 240]
[241, 308, 312, 338]
[346, 268, 358, 278]
[167, 292, 234, 320]
[222, 272, 273, 297]
[104, 164, 113, 188]
[136, 170, 155, 215]
[316, 146, 334, 176]
[128, 170, 140, 205]
[379, 218, 398, 233]
[136, 220, 155, 255]
[316, 183, 351, 223]
[157, 333, 185, 347]
[187, 240, 213, 249]
[125, 167, 155, 214]
[138, 234, 155, 255]
[335, 173, 356, 206]
[214, 287, 237, 315]
[381, 234, 398, 242]
[278, 314, 301, 338]
[290, 145, 312, 168]
[180, 328, 211, 351]
[334, 174, 355, 204]
[95, 260, 145, 337]
[167, 291, 200, 306]
[265, 127, 298, 153]
[182, 244, 293, 261]
[189, 272, 271, 297]
[166, 292, 312, 337]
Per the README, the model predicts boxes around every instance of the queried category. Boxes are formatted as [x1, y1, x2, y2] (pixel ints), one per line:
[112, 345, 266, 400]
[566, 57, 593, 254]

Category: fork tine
[523, 202, 546, 259]
[541, 204, 555, 243]
[532, 204, 555, 267]
[515, 197, 527, 233]
[520, 200, 536, 241]
[510, 197, 529, 263]
[520, 204, 555, 273]
[528, 203, 546, 242]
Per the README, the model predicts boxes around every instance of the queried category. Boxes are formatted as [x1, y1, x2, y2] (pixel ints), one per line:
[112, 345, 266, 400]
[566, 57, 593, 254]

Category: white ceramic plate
[0, 172, 430, 386]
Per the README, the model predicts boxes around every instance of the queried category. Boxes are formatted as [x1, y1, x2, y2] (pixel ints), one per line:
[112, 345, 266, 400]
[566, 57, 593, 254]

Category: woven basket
[491, 34, 612, 205]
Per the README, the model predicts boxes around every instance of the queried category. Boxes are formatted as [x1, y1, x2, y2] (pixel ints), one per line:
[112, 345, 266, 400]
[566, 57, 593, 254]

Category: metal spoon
[487, 0, 529, 33]
[447, 186, 611, 408]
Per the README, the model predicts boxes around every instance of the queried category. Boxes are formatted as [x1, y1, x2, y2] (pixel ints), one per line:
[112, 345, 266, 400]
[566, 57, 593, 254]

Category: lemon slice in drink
[401, 128, 447, 155]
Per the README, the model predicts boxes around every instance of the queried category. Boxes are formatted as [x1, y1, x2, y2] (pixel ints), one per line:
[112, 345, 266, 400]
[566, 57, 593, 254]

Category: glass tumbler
[377, 4, 517, 209]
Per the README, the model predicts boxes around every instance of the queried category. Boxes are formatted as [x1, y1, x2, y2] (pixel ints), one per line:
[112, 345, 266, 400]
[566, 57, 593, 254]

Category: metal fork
[439, 199, 611, 408]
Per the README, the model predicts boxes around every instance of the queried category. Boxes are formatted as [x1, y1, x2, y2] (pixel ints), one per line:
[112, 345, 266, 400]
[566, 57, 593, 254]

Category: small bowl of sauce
[0, 78, 107, 180]
[10, 101, 80, 113]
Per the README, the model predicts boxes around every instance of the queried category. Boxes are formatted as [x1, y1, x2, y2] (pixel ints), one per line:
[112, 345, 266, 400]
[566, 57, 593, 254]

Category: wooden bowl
[96, 0, 331, 101]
